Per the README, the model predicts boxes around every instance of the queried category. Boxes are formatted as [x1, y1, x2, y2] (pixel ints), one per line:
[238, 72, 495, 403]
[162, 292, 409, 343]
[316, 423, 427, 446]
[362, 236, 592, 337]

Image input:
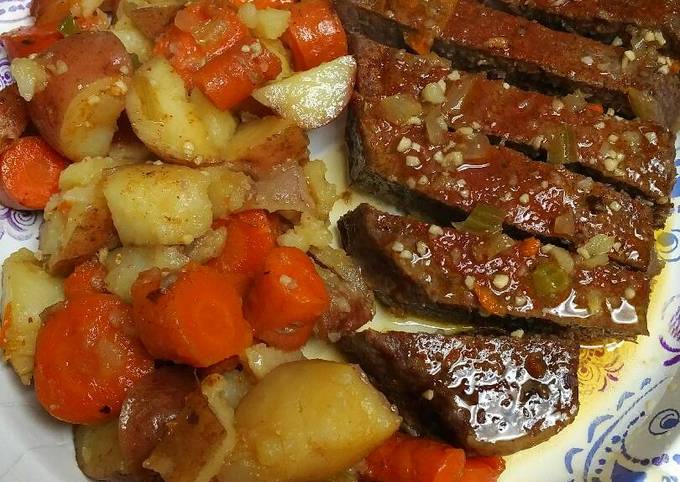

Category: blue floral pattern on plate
[0, 2, 678, 482]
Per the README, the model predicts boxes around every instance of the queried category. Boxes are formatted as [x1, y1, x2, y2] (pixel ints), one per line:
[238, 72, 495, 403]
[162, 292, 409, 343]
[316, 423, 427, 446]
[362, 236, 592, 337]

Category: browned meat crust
[339, 329, 580, 455]
[484, 0, 680, 58]
[335, 0, 680, 129]
[338, 204, 650, 338]
[351, 36, 677, 206]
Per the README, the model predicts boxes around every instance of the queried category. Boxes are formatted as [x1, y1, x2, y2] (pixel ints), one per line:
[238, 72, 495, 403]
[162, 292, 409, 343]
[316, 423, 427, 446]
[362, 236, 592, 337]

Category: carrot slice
[244, 246, 329, 350]
[364, 433, 467, 482]
[154, 0, 249, 81]
[193, 41, 282, 110]
[473, 284, 507, 316]
[1, 26, 62, 59]
[64, 258, 107, 298]
[131, 264, 253, 367]
[282, 0, 347, 70]
[208, 210, 279, 294]
[0, 136, 69, 210]
[34, 293, 155, 424]
[460, 457, 506, 482]
[518, 237, 541, 258]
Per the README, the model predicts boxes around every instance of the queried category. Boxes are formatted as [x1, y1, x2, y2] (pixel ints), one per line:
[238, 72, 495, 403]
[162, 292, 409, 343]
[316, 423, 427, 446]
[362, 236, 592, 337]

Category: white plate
[0, 7, 679, 482]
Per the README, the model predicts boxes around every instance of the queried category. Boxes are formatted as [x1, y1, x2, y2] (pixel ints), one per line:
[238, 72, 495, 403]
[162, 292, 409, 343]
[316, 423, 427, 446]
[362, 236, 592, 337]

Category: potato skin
[0, 84, 28, 149]
[128, 4, 182, 39]
[29, 32, 132, 161]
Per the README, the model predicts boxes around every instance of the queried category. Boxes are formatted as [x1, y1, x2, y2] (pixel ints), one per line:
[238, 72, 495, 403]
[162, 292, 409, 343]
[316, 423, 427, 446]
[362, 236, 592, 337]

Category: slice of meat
[338, 204, 649, 338]
[310, 246, 376, 340]
[339, 329, 579, 455]
[348, 94, 657, 271]
[352, 36, 677, 207]
[484, 0, 680, 58]
[335, 0, 680, 129]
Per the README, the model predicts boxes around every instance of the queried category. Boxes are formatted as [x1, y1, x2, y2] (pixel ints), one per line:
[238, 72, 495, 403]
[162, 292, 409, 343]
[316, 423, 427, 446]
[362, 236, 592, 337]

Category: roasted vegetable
[0, 249, 64, 385]
[102, 164, 213, 246]
[22, 32, 132, 161]
[74, 419, 133, 481]
[126, 56, 238, 165]
[219, 360, 401, 481]
[252, 55, 356, 129]
[145, 374, 238, 482]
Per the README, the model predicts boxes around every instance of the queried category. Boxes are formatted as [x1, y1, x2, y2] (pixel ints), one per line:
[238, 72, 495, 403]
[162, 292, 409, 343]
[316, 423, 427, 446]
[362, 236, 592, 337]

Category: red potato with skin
[27, 32, 133, 161]
[0, 85, 28, 150]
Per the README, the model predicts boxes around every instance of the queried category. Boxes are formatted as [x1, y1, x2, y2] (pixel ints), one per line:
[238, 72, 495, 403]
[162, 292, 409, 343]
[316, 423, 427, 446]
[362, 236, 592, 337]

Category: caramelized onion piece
[118, 366, 198, 475]
[379, 94, 423, 125]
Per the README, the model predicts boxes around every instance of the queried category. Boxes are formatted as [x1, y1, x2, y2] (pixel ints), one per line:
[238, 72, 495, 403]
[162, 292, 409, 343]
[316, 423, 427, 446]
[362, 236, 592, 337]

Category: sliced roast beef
[335, 0, 680, 128]
[310, 246, 376, 340]
[484, 0, 680, 58]
[347, 93, 657, 271]
[339, 329, 579, 455]
[351, 36, 677, 207]
[338, 204, 649, 338]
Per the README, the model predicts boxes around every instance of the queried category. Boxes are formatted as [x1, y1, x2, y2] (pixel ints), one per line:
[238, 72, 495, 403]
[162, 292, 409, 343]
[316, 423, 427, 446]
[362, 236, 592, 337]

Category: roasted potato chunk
[102, 164, 212, 246]
[145, 374, 237, 482]
[224, 116, 308, 173]
[0, 249, 64, 385]
[126, 57, 237, 165]
[219, 360, 401, 481]
[200, 165, 253, 219]
[40, 157, 136, 275]
[74, 419, 133, 481]
[25, 32, 133, 161]
[104, 245, 189, 302]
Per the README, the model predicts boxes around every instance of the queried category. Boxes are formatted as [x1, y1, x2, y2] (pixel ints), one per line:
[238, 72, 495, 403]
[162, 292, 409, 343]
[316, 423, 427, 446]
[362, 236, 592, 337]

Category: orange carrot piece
[34, 293, 155, 424]
[244, 246, 329, 350]
[282, 0, 347, 70]
[0, 137, 69, 210]
[193, 42, 281, 110]
[131, 264, 253, 367]
[364, 433, 467, 482]
[32, 0, 74, 28]
[460, 457, 506, 482]
[64, 259, 107, 299]
[473, 284, 506, 316]
[154, 0, 249, 81]
[586, 103, 604, 114]
[208, 210, 279, 294]
[518, 237, 541, 258]
[1, 26, 62, 59]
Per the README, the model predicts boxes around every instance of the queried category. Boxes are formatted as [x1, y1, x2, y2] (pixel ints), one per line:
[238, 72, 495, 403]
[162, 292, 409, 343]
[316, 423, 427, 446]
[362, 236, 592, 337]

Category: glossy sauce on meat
[340, 330, 579, 455]
[339, 204, 649, 337]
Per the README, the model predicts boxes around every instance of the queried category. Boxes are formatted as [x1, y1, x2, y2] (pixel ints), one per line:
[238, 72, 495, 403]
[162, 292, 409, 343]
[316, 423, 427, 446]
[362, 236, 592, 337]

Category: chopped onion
[621, 130, 642, 150]
[485, 233, 515, 258]
[548, 245, 575, 273]
[562, 91, 588, 113]
[458, 132, 491, 159]
[553, 212, 575, 236]
[583, 234, 615, 257]
[245, 162, 315, 213]
[379, 94, 423, 125]
[581, 253, 609, 268]
[628, 88, 660, 121]
[425, 107, 448, 145]
[455, 204, 505, 235]
[444, 76, 474, 111]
